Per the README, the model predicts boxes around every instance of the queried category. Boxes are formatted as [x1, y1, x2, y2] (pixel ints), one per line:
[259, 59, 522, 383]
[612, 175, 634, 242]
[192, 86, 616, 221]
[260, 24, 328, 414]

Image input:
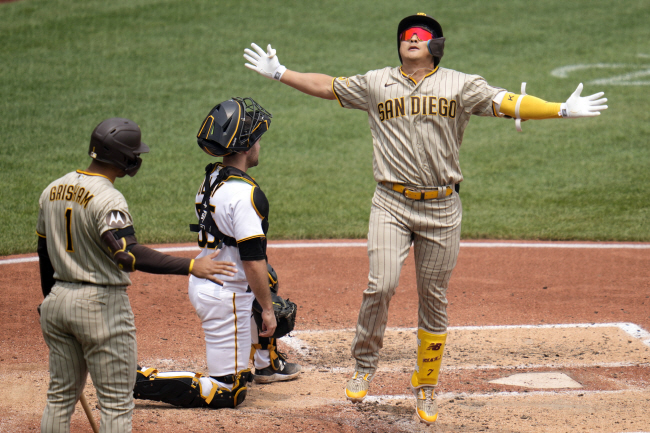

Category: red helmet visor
[400, 27, 434, 42]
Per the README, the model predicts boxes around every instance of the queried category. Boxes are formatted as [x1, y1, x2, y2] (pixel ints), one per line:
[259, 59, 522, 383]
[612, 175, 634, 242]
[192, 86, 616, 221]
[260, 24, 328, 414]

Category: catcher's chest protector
[190, 163, 270, 244]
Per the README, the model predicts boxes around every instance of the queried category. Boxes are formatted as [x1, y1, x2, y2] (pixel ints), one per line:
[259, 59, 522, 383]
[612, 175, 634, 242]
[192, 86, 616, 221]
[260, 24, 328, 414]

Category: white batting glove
[559, 83, 608, 118]
[244, 43, 287, 81]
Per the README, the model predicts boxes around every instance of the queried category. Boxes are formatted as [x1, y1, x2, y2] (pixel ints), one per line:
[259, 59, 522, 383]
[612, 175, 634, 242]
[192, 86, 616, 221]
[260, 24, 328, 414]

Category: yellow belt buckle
[385, 182, 453, 201]
[388, 182, 412, 199]
[404, 188, 421, 200]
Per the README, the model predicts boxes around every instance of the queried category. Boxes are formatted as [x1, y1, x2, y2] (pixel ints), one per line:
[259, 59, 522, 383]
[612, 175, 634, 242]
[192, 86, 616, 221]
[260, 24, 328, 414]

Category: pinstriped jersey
[36, 170, 133, 286]
[190, 165, 266, 292]
[332, 66, 502, 187]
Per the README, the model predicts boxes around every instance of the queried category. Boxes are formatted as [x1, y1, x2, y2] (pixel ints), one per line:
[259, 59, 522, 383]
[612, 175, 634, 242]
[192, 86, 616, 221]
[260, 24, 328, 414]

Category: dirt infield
[1, 240, 649, 432]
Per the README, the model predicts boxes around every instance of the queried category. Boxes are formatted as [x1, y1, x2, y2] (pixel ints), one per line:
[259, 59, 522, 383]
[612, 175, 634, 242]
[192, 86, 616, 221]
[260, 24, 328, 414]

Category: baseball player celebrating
[134, 97, 300, 409]
[243, 13, 607, 424]
[37, 118, 236, 432]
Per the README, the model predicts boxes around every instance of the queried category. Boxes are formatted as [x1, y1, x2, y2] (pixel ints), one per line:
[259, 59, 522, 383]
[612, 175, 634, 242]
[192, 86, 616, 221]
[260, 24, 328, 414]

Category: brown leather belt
[381, 182, 455, 200]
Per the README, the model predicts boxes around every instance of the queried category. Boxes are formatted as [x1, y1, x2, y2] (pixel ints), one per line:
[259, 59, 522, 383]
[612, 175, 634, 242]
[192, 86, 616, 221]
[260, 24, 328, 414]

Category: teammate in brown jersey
[36, 117, 236, 433]
[243, 12, 607, 424]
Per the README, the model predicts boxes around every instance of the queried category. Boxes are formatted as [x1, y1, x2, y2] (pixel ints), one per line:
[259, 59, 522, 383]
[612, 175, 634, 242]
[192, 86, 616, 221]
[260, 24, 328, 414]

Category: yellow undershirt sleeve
[499, 92, 562, 120]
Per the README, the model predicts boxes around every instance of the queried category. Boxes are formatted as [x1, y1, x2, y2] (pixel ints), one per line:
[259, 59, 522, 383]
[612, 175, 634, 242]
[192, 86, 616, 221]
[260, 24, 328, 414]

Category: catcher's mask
[397, 13, 445, 66]
[197, 97, 272, 157]
[88, 118, 150, 176]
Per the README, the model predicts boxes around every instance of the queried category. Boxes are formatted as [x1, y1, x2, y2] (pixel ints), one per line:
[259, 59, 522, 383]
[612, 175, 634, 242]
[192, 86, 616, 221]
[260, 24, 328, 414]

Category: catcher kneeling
[133, 264, 299, 409]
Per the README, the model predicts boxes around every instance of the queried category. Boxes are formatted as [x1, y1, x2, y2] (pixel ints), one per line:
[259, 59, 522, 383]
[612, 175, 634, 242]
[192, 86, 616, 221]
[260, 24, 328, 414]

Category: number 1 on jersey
[64, 208, 74, 252]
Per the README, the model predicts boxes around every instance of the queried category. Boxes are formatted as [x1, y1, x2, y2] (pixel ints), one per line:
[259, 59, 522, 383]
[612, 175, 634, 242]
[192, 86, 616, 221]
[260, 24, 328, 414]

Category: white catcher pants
[188, 277, 255, 385]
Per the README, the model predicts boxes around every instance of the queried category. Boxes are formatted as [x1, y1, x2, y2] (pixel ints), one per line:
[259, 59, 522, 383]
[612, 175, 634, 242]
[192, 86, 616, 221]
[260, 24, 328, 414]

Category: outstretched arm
[101, 230, 236, 285]
[244, 43, 336, 100]
[496, 83, 608, 120]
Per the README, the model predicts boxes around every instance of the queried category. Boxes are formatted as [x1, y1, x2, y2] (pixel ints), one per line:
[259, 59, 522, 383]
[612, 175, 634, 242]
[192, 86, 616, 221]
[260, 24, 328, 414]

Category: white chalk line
[3, 240, 650, 265]
[288, 323, 650, 409]
[364, 388, 650, 403]
[550, 62, 650, 86]
[284, 322, 650, 354]
[551, 63, 632, 78]
[298, 361, 650, 375]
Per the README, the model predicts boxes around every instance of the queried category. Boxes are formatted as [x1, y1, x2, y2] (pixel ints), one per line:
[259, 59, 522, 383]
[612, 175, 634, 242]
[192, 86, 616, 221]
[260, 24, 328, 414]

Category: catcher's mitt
[252, 292, 297, 339]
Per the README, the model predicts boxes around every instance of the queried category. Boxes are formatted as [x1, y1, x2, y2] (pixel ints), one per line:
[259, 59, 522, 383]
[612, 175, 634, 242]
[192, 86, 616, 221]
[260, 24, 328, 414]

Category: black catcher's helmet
[397, 13, 445, 66]
[88, 118, 150, 177]
[197, 97, 272, 157]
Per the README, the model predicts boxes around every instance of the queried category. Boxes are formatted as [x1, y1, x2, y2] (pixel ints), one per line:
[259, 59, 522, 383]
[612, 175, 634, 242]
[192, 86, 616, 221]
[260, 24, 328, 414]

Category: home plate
[488, 372, 583, 389]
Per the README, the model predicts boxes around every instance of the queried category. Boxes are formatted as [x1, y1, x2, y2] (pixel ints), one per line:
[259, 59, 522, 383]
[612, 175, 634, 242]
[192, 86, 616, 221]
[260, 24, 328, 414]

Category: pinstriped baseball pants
[351, 184, 461, 374]
[40, 282, 137, 433]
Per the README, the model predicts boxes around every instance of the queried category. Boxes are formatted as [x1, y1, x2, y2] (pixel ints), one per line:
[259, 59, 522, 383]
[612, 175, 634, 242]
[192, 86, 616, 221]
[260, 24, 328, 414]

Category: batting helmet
[197, 97, 272, 157]
[397, 13, 445, 66]
[89, 118, 150, 177]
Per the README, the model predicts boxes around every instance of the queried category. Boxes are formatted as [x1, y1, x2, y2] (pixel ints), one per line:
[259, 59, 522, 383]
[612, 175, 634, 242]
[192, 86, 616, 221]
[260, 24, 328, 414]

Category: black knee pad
[207, 370, 253, 409]
[133, 368, 206, 408]
[205, 383, 248, 408]
[134, 367, 253, 409]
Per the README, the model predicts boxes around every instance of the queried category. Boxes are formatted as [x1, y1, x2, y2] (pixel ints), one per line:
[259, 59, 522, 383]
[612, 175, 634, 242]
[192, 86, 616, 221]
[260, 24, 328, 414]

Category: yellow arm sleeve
[499, 92, 562, 120]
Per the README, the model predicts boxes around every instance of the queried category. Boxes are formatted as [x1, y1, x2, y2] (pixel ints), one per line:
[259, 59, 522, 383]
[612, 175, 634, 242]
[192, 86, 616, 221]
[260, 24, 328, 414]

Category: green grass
[1, 0, 649, 255]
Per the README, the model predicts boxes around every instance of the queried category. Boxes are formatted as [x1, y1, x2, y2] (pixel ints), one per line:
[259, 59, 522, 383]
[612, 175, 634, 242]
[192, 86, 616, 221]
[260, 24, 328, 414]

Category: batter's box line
[297, 361, 650, 375]
[364, 388, 650, 403]
[283, 322, 650, 356]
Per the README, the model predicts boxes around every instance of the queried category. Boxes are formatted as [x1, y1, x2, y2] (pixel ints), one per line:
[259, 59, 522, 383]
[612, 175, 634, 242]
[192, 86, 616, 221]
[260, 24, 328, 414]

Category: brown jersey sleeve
[101, 230, 192, 275]
[37, 236, 56, 297]
[131, 244, 192, 275]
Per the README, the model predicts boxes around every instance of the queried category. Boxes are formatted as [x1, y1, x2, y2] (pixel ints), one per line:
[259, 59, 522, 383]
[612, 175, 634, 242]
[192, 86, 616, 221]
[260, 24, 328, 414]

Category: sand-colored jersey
[36, 170, 134, 286]
[333, 66, 502, 187]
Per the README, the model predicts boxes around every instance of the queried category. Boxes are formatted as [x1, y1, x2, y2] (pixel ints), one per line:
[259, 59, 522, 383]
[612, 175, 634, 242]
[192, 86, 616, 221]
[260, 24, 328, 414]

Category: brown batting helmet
[89, 118, 149, 176]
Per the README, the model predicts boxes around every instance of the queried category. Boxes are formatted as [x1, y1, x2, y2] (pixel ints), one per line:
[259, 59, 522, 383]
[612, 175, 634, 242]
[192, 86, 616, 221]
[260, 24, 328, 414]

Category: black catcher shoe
[253, 353, 301, 384]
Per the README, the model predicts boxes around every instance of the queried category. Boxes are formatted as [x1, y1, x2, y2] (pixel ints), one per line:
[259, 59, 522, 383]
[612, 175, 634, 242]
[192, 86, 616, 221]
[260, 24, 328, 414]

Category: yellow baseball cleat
[345, 371, 372, 402]
[414, 386, 438, 424]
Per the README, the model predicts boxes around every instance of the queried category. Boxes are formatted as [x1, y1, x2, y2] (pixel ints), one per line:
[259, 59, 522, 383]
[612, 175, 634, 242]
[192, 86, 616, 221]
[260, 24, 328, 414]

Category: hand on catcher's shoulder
[244, 42, 287, 81]
[191, 250, 236, 285]
[560, 83, 608, 118]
